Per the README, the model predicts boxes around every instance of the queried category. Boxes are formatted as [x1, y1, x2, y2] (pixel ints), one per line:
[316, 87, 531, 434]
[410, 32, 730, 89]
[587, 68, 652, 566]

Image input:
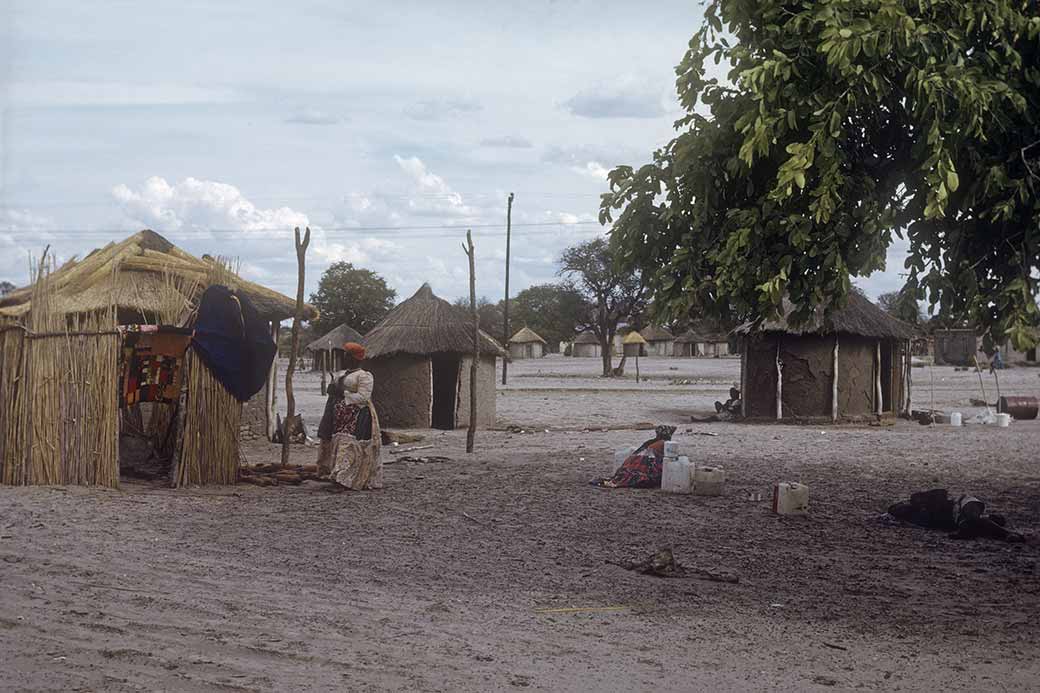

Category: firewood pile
[238, 463, 323, 486]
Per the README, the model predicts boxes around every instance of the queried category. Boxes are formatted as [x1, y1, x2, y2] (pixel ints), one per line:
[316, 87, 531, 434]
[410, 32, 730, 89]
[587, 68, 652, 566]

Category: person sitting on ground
[714, 387, 742, 417]
[593, 425, 677, 489]
[316, 342, 383, 490]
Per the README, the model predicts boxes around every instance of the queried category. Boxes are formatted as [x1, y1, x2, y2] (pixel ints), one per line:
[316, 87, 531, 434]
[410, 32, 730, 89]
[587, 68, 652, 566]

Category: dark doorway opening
[880, 341, 894, 412]
[431, 355, 460, 430]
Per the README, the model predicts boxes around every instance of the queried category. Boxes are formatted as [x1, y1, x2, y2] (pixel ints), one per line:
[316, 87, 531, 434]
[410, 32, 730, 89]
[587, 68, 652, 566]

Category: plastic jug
[692, 466, 725, 496]
[995, 413, 1011, 427]
[661, 455, 691, 494]
[663, 441, 679, 458]
[949, 412, 962, 426]
[772, 482, 809, 515]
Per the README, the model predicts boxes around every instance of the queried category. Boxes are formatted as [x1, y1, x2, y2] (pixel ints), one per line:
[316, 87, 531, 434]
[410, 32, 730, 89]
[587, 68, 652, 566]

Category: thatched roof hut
[571, 331, 601, 357]
[0, 229, 317, 323]
[0, 230, 311, 489]
[639, 325, 674, 356]
[734, 292, 915, 422]
[307, 324, 364, 371]
[508, 327, 546, 360]
[361, 284, 505, 429]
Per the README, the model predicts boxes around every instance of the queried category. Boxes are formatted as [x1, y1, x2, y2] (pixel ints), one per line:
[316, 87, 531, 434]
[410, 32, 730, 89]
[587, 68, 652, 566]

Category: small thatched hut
[0, 230, 317, 488]
[361, 284, 506, 430]
[640, 326, 674, 357]
[509, 326, 546, 360]
[307, 323, 364, 371]
[734, 293, 915, 422]
[622, 330, 647, 357]
[673, 329, 700, 357]
[572, 331, 601, 357]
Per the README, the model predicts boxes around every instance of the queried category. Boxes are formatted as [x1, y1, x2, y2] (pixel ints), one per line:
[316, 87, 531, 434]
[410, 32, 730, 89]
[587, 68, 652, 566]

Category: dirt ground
[2, 356, 1040, 691]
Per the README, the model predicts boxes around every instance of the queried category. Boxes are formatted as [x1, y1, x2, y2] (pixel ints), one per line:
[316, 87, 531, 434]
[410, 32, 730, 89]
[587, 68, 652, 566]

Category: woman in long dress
[316, 342, 382, 489]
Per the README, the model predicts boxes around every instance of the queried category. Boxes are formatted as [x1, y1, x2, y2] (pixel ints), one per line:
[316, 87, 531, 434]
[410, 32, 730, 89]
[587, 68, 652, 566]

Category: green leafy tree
[601, 1, 1040, 349]
[510, 283, 587, 353]
[0, 281, 14, 297]
[878, 288, 924, 326]
[452, 296, 504, 344]
[309, 262, 396, 335]
[559, 238, 649, 376]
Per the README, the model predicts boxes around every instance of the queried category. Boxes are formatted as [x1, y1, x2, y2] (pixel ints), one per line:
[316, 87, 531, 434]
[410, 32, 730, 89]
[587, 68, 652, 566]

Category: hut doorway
[431, 354, 460, 429]
[880, 342, 894, 412]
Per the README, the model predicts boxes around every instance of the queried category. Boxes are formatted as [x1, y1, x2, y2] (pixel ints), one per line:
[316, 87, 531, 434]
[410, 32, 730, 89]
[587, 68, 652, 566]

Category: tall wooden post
[875, 341, 883, 415]
[502, 192, 514, 385]
[775, 337, 783, 420]
[282, 226, 310, 467]
[831, 334, 839, 422]
[464, 230, 479, 453]
[320, 350, 327, 396]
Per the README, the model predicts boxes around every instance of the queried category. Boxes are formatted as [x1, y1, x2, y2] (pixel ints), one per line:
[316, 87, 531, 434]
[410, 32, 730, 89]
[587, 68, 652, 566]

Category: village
[2, 1, 1040, 692]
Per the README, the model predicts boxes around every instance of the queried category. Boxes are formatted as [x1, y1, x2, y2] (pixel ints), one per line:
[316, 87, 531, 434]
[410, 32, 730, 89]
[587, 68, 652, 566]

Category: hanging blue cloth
[191, 285, 277, 402]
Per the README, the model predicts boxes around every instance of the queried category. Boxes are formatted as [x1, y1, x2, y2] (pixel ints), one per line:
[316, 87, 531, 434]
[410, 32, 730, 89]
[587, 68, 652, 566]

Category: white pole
[776, 337, 783, 420]
[875, 341, 883, 415]
[832, 334, 839, 422]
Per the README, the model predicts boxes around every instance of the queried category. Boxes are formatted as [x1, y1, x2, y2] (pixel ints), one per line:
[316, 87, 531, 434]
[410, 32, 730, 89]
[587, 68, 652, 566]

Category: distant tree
[878, 288, 924, 326]
[510, 283, 587, 353]
[558, 238, 650, 376]
[452, 296, 504, 344]
[0, 281, 14, 297]
[309, 262, 396, 335]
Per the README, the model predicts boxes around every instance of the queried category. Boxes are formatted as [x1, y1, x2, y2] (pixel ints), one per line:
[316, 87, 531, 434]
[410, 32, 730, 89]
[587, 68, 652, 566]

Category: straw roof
[733, 292, 916, 339]
[673, 329, 701, 344]
[0, 230, 318, 322]
[361, 283, 506, 359]
[573, 331, 599, 344]
[623, 330, 647, 345]
[640, 325, 674, 342]
[307, 323, 364, 352]
[509, 326, 546, 344]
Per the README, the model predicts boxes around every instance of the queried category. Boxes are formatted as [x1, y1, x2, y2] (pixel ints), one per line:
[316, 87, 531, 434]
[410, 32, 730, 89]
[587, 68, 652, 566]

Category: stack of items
[660, 441, 727, 496]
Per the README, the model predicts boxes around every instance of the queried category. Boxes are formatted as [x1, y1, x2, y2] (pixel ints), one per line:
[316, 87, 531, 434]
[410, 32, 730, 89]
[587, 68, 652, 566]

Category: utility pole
[501, 192, 514, 385]
[464, 230, 478, 453]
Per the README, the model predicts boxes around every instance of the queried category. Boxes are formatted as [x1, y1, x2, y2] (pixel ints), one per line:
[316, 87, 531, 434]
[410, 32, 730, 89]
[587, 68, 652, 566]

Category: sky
[0, 0, 909, 312]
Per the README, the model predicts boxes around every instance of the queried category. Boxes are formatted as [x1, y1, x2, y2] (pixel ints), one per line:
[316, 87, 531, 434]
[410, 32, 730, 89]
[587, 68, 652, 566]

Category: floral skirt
[317, 403, 383, 490]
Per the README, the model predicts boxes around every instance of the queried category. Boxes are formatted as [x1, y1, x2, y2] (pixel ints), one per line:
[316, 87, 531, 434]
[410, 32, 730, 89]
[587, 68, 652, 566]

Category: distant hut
[622, 330, 647, 357]
[307, 323, 364, 371]
[932, 328, 977, 366]
[733, 293, 915, 422]
[640, 326, 674, 357]
[673, 329, 700, 357]
[572, 331, 601, 358]
[361, 283, 506, 430]
[694, 328, 731, 357]
[509, 326, 546, 360]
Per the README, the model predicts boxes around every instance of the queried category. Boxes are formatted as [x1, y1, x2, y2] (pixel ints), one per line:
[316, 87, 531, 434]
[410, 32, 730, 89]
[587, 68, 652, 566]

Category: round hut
[508, 326, 547, 360]
[571, 331, 601, 358]
[673, 329, 700, 357]
[622, 330, 647, 357]
[734, 293, 915, 422]
[639, 326, 675, 357]
[361, 283, 506, 430]
[307, 323, 364, 371]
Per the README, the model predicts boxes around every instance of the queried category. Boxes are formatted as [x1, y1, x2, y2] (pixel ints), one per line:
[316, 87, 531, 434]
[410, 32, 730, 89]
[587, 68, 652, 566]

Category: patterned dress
[316, 369, 383, 490]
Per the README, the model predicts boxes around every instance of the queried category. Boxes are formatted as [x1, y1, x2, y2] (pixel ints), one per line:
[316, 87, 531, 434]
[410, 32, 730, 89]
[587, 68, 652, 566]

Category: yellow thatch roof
[0, 230, 318, 322]
[509, 326, 546, 344]
[623, 330, 647, 345]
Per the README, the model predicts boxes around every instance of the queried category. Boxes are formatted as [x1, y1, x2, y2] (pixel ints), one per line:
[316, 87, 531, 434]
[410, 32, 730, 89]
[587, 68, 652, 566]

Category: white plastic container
[661, 455, 691, 494]
[611, 446, 634, 476]
[949, 412, 962, 426]
[772, 482, 809, 515]
[663, 441, 679, 458]
[691, 466, 725, 496]
[995, 412, 1011, 427]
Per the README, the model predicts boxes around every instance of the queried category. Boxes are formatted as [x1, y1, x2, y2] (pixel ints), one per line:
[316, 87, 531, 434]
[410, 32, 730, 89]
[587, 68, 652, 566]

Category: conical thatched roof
[623, 330, 647, 345]
[361, 283, 506, 359]
[733, 292, 915, 339]
[509, 326, 546, 344]
[0, 230, 318, 322]
[573, 331, 599, 344]
[640, 325, 674, 342]
[307, 323, 364, 352]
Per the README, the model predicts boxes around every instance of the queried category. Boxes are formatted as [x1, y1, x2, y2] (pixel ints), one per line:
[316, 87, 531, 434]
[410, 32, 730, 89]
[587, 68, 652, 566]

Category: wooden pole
[831, 334, 839, 422]
[320, 350, 327, 396]
[875, 341, 883, 415]
[464, 230, 478, 453]
[282, 226, 310, 467]
[502, 192, 514, 385]
[739, 340, 748, 418]
[775, 337, 783, 420]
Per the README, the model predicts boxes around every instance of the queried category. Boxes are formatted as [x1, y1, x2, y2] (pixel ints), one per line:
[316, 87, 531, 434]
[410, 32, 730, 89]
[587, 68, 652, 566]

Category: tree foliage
[878, 287, 924, 326]
[452, 296, 505, 344]
[558, 238, 649, 375]
[601, 0, 1040, 348]
[509, 283, 588, 352]
[0, 281, 14, 297]
[309, 262, 396, 335]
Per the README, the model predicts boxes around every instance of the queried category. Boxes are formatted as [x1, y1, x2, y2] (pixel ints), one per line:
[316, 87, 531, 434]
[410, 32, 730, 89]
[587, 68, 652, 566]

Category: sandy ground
[2, 357, 1040, 691]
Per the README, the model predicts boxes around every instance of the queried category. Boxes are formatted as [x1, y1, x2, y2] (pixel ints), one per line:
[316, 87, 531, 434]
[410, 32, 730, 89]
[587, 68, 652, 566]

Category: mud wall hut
[734, 293, 914, 422]
[932, 328, 977, 366]
[361, 284, 505, 430]
[673, 329, 699, 357]
[571, 331, 601, 358]
[0, 230, 316, 488]
[508, 326, 546, 360]
[307, 323, 364, 371]
[640, 326, 674, 357]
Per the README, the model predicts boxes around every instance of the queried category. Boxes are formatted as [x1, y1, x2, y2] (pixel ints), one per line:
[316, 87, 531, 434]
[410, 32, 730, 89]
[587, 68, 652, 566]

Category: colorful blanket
[119, 325, 193, 407]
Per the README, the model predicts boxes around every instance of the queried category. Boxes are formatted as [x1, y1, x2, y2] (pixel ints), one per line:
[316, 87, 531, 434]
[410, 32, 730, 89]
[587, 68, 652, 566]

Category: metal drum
[997, 396, 1039, 420]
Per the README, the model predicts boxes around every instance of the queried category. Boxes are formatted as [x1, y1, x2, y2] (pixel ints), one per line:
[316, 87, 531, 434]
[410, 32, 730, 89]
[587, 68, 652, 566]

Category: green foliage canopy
[601, 0, 1040, 348]
[309, 262, 396, 335]
[510, 283, 588, 352]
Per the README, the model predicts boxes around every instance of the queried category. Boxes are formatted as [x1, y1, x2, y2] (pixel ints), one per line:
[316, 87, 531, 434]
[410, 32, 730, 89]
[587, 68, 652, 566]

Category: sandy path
[2, 358, 1039, 691]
